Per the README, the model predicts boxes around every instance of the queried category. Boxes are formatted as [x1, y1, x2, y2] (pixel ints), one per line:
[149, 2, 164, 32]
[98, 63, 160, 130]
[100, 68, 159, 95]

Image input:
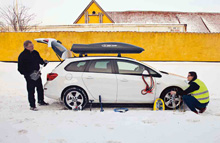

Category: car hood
[160, 71, 186, 79]
[158, 71, 189, 89]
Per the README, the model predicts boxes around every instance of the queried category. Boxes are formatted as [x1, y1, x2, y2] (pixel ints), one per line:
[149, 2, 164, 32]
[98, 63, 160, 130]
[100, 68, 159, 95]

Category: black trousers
[24, 76, 44, 108]
[182, 95, 208, 112]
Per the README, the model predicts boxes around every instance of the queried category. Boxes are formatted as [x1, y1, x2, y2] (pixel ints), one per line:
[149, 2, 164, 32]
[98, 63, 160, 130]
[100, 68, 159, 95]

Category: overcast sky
[1, 0, 220, 25]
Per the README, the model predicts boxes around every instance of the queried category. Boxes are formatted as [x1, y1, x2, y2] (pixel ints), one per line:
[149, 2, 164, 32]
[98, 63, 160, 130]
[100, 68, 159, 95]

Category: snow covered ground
[0, 61, 220, 143]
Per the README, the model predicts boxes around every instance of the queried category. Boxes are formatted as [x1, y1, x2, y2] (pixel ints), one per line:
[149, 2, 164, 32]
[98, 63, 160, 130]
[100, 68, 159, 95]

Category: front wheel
[160, 87, 183, 110]
[63, 87, 88, 110]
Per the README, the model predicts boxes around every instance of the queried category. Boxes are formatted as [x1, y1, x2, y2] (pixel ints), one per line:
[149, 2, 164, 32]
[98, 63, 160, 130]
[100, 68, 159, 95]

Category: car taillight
[43, 39, 49, 43]
[47, 73, 58, 81]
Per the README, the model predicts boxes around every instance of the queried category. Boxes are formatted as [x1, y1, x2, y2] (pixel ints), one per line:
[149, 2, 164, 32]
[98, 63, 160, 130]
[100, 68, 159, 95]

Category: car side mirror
[142, 70, 149, 76]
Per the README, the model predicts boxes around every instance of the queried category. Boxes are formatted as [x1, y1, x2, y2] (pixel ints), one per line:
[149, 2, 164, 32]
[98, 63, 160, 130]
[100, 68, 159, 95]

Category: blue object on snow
[114, 108, 129, 113]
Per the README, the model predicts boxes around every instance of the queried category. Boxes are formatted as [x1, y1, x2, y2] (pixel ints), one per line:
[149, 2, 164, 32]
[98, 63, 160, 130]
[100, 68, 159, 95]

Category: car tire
[63, 87, 88, 110]
[160, 87, 183, 110]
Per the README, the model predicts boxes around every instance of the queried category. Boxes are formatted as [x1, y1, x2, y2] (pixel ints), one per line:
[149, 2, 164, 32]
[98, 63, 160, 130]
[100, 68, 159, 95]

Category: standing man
[18, 40, 49, 111]
[170, 71, 209, 114]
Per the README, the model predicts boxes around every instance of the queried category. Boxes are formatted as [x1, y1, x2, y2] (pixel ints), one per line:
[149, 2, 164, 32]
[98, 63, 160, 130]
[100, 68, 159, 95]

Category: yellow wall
[0, 32, 220, 62]
[76, 2, 113, 24]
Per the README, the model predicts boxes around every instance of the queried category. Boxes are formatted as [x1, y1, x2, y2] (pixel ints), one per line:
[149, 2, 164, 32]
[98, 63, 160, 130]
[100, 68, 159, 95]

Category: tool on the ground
[179, 97, 186, 112]
[89, 100, 94, 111]
[78, 105, 82, 111]
[72, 105, 78, 111]
[114, 108, 129, 113]
[99, 95, 104, 112]
[153, 98, 165, 111]
[183, 101, 185, 112]
[72, 105, 82, 111]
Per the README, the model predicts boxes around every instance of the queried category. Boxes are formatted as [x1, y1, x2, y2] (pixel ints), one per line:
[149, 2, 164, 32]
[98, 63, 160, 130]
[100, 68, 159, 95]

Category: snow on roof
[106, 11, 220, 33]
[176, 13, 209, 33]
[107, 11, 179, 24]
[201, 14, 220, 33]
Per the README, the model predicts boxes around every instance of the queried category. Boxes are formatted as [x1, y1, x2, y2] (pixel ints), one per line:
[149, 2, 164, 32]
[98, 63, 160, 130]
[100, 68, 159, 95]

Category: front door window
[117, 61, 145, 75]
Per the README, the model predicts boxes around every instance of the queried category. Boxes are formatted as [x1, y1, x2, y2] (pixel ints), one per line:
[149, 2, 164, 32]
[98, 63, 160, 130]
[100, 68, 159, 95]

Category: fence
[0, 32, 219, 61]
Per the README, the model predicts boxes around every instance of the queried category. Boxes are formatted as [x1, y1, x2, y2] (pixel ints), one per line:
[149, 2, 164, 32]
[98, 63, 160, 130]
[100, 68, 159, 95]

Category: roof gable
[74, 0, 114, 24]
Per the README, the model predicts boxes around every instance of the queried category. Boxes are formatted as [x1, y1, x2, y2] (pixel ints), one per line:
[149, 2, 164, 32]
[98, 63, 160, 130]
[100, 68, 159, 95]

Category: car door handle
[85, 76, 93, 79]
[120, 79, 128, 82]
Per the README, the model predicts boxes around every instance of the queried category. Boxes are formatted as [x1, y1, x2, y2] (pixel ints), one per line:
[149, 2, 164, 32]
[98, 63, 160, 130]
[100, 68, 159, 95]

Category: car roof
[66, 56, 137, 62]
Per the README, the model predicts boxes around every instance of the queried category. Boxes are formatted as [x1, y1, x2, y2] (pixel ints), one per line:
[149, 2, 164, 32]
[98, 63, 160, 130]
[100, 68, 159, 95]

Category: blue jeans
[182, 95, 209, 112]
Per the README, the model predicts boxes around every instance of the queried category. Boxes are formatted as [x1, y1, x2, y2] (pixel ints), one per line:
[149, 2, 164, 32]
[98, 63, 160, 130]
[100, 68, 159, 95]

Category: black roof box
[71, 42, 144, 56]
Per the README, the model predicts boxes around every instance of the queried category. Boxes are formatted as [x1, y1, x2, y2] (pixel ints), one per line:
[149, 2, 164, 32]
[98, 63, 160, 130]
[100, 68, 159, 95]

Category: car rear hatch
[35, 38, 72, 60]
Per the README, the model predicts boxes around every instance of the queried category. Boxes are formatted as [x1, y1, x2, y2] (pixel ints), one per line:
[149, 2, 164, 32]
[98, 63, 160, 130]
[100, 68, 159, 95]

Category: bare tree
[0, 4, 37, 32]
[0, 21, 5, 32]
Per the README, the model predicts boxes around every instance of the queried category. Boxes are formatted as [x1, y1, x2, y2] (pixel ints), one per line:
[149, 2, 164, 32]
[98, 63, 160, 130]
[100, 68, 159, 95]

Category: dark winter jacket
[18, 49, 45, 76]
[177, 78, 200, 96]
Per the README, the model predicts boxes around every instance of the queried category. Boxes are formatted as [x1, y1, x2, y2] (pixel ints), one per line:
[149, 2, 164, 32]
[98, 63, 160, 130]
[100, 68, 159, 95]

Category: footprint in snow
[186, 119, 200, 122]
[18, 129, 27, 134]
[142, 119, 157, 124]
[95, 124, 101, 127]
[107, 141, 121, 143]
[214, 113, 220, 116]
[49, 139, 67, 143]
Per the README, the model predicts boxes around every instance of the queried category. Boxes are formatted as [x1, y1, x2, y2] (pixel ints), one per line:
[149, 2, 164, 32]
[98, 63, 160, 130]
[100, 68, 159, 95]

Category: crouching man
[170, 71, 209, 114]
[18, 40, 49, 111]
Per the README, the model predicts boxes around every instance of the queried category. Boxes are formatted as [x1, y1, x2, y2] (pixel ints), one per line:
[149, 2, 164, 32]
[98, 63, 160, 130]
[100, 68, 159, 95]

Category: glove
[44, 60, 49, 67]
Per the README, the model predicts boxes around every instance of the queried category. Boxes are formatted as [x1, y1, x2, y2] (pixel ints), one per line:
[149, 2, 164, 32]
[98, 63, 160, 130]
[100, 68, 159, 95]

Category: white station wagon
[36, 38, 188, 110]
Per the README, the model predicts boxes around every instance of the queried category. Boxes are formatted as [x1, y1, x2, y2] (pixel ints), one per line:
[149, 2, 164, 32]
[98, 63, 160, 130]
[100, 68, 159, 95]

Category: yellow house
[74, 0, 114, 24]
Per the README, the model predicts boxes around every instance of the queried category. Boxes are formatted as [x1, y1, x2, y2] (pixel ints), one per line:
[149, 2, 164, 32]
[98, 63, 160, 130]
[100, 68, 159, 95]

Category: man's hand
[44, 60, 49, 67]
[170, 91, 176, 95]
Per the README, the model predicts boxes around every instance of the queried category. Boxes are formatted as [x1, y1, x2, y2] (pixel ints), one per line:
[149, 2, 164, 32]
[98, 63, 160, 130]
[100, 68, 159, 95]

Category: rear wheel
[160, 87, 183, 110]
[63, 87, 88, 110]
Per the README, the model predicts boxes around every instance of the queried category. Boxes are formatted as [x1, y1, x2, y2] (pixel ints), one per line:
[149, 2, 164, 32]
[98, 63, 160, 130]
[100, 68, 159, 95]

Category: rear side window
[65, 61, 88, 72]
[88, 60, 112, 73]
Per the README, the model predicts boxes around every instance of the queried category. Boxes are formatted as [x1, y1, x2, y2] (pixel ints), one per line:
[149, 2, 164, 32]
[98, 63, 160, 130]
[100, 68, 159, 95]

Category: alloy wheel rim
[164, 93, 181, 109]
[66, 91, 84, 108]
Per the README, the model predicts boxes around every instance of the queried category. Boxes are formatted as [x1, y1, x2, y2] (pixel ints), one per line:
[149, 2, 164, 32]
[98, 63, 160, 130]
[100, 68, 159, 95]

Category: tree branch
[0, 4, 38, 32]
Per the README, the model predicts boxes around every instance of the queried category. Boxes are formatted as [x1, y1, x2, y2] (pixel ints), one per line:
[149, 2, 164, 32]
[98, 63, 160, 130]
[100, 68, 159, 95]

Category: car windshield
[141, 62, 159, 71]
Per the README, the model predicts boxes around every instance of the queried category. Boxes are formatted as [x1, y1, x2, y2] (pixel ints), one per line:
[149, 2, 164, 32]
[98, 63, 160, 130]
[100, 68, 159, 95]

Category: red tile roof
[107, 11, 220, 33]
